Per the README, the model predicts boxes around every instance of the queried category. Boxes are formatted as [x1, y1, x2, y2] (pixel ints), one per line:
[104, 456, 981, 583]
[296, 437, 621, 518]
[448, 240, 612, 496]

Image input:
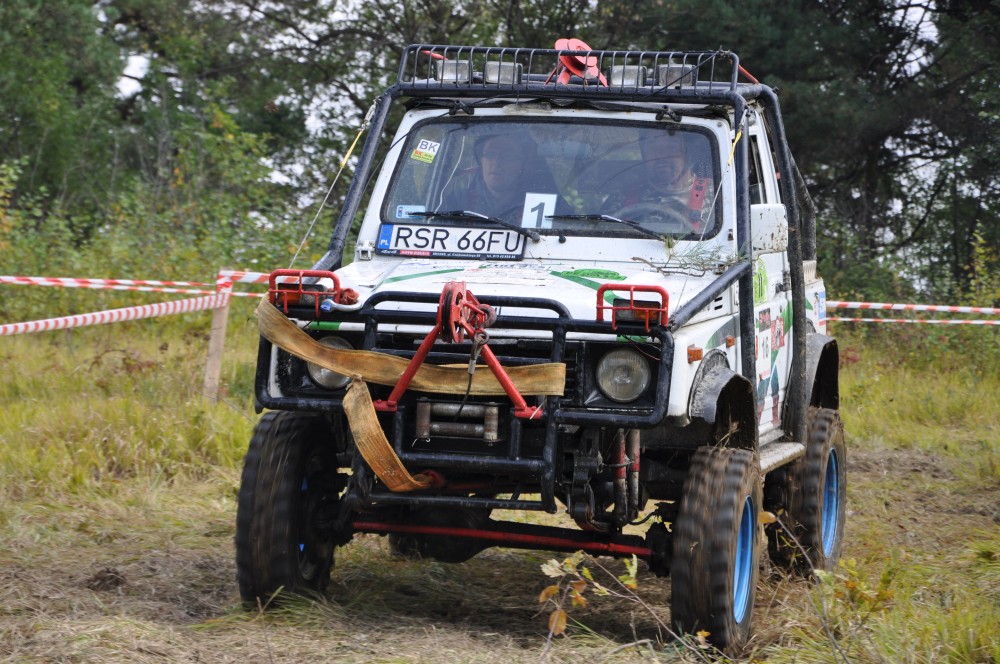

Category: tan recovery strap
[342, 377, 435, 491]
[257, 299, 567, 492]
[256, 299, 566, 395]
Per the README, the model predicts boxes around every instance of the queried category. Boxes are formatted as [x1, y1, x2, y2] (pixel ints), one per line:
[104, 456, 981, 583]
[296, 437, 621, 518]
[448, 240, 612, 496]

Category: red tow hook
[418, 469, 447, 488]
[372, 281, 542, 419]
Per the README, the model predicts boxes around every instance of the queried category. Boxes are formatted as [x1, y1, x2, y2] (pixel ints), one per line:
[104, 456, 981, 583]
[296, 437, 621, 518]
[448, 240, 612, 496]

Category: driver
[441, 134, 534, 219]
[602, 134, 713, 232]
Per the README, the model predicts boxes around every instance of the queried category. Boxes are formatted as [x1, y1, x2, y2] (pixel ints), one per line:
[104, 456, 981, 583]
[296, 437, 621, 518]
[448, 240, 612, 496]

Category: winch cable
[288, 101, 377, 269]
[453, 330, 486, 421]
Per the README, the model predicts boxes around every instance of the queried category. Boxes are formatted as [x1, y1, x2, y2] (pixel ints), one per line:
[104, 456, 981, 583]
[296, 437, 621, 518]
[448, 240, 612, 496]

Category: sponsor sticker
[395, 205, 426, 220]
[410, 139, 441, 163]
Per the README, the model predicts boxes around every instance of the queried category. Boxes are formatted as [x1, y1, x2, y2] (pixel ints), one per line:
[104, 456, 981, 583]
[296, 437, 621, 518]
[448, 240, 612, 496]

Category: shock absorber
[627, 428, 641, 522]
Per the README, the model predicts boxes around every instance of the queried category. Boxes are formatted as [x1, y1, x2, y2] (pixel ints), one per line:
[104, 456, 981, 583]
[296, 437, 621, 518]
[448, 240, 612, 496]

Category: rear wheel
[236, 411, 348, 606]
[768, 407, 846, 572]
[671, 447, 762, 654]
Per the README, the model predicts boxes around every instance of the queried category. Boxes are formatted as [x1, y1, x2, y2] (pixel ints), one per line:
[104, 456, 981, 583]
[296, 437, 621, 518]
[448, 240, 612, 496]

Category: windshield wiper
[546, 214, 666, 241]
[410, 210, 541, 242]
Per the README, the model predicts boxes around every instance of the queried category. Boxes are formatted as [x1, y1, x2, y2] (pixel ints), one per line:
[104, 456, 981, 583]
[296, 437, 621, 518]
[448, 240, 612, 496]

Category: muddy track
[1, 445, 996, 662]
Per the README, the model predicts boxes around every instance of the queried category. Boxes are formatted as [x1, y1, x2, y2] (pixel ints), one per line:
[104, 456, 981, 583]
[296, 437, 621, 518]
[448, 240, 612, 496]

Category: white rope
[288, 101, 377, 268]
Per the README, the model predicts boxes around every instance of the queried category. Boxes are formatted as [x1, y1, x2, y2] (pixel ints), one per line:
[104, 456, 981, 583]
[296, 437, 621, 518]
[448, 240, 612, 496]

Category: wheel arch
[689, 366, 758, 450]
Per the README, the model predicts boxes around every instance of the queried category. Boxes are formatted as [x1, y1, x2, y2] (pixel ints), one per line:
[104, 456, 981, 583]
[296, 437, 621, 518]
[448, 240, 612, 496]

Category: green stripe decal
[617, 335, 651, 342]
[706, 316, 739, 349]
[550, 271, 622, 304]
[383, 268, 466, 284]
[307, 321, 342, 331]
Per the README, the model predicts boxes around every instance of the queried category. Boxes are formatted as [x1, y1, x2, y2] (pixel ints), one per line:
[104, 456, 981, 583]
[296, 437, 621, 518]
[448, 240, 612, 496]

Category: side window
[749, 132, 784, 205]
[748, 136, 765, 205]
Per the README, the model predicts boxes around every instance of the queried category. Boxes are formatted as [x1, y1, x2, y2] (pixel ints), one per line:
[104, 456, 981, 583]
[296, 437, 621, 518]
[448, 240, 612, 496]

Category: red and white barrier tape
[0, 271, 268, 336]
[828, 317, 999, 326]
[826, 300, 1000, 315]
[0, 275, 213, 288]
[9, 271, 994, 333]
[0, 272, 268, 297]
[0, 275, 214, 294]
[0, 291, 231, 336]
[217, 270, 269, 284]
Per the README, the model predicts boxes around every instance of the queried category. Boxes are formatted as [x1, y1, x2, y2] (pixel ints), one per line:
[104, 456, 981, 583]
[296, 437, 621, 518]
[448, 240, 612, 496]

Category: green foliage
[0, 155, 307, 324]
[812, 555, 898, 636]
[835, 323, 1000, 485]
[1, 0, 998, 307]
[966, 231, 1000, 307]
[778, 544, 1000, 663]
[0, 312, 259, 500]
[0, 1, 120, 212]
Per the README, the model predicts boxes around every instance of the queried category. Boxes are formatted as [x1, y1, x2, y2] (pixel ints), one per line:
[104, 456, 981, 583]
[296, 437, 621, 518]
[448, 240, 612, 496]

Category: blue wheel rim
[734, 494, 755, 623]
[822, 449, 840, 556]
[299, 478, 310, 563]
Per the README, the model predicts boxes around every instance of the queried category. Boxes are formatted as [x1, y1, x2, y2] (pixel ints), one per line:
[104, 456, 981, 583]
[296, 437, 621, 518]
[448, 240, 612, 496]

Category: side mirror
[750, 203, 788, 257]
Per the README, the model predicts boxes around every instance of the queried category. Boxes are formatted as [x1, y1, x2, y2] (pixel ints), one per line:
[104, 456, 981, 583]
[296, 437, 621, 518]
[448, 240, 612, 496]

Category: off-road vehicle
[236, 40, 844, 653]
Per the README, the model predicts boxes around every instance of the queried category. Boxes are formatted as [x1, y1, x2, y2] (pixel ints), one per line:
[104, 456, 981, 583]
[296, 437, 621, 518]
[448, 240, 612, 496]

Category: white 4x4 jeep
[237, 42, 844, 654]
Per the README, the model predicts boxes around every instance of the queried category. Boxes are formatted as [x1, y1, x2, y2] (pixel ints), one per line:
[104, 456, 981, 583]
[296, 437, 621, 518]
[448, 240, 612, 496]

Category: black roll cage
[307, 43, 810, 451]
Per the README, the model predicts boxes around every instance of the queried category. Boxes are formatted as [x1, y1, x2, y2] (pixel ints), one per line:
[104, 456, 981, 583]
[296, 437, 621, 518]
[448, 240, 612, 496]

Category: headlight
[306, 336, 352, 389]
[596, 348, 651, 403]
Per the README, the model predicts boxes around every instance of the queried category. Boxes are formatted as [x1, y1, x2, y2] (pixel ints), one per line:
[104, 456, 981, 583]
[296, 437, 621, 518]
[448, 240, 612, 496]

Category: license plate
[375, 224, 526, 260]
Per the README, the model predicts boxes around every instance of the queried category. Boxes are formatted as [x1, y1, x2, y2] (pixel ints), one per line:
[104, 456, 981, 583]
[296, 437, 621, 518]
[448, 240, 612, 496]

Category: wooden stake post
[202, 272, 232, 401]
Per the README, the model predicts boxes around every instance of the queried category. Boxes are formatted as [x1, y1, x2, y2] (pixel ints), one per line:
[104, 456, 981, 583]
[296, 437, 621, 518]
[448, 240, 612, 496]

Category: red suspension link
[373, 281, 541, 418]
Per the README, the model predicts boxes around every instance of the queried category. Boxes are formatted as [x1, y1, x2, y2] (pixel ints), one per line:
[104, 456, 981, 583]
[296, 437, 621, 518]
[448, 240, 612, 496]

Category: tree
[580, 0, 999, 302]
[0, 1, 120, 216]
[1, 0, 995, 303]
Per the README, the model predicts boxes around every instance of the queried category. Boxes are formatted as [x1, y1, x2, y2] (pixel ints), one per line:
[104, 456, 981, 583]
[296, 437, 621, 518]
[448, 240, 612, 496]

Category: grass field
[1, 303, 997, 662]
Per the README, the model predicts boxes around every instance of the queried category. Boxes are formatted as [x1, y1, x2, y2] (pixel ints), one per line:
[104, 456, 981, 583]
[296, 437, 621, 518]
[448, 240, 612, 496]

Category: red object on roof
[552, 37, 608, 86]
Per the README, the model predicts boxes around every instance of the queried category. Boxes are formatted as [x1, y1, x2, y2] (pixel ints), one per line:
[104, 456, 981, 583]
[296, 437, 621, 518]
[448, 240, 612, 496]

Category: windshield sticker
[376, 224, 526, 260]
[395, 205, 426, 220]
[521, 192, 558, 229]
[410, 139, 440, 163]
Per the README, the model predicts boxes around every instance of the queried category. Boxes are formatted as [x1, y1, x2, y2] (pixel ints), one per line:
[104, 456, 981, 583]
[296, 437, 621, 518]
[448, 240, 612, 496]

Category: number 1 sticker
[522, 193, 557, 229]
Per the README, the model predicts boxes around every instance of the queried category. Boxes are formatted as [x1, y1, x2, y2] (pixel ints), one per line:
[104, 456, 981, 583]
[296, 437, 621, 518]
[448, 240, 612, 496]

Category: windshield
[383, 118, 722, 241]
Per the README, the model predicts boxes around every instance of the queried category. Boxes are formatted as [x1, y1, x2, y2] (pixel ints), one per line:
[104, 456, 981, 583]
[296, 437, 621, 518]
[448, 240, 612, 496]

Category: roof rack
[396, 44, 739, 101]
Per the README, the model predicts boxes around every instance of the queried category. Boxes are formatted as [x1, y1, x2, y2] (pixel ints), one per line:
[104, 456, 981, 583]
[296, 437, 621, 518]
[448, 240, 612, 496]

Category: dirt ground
[1, 445, 997, 663]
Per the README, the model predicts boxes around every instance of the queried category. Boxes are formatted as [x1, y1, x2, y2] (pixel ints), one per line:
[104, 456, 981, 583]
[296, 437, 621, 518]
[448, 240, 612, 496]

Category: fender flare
[805, 333, 839, 410]
[689, 365, 758, 450]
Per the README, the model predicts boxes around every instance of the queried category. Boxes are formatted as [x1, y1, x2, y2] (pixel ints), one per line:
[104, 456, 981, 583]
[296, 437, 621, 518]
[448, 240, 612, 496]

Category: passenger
[442, 134, 535, 219]
[602, 133, 713, 231]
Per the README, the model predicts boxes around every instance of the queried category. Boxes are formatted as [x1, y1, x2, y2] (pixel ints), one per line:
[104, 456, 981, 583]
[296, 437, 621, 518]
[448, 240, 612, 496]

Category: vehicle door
[747, 116, 792, 436]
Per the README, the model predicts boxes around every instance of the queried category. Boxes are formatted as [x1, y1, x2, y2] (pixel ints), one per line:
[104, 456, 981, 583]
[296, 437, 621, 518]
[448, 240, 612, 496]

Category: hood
[336, 258, 722, 323]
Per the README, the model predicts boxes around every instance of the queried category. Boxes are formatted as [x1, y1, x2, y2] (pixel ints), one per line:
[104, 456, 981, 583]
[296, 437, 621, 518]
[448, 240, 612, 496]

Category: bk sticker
[410, 139, 441, 163]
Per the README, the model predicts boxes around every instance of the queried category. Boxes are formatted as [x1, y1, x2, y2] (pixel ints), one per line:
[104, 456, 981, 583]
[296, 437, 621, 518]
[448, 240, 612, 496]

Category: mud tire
[671, 447, 762, 654]
[387, 533, 423, 559]
[236, 411, 345, 607]
[769, 407, 846, 572]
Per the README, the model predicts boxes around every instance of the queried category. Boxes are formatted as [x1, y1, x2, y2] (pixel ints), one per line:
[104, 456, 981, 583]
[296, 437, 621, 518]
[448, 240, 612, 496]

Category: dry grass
[1, 318, 998, 662]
